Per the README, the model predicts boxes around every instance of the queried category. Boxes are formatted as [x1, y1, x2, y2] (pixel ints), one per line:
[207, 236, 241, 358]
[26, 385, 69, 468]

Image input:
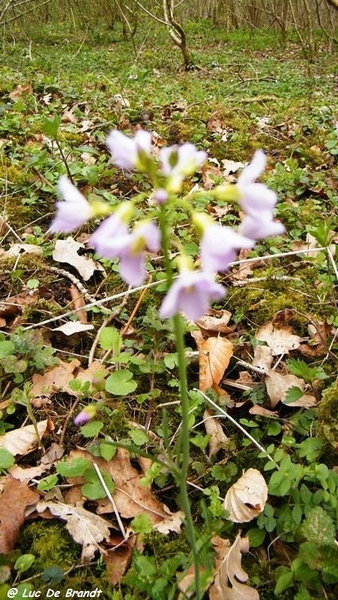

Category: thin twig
[93, 462, 127, 539]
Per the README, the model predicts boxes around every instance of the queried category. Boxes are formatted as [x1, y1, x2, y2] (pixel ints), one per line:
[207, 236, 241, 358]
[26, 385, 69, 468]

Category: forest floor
[0, 20, 338, 600]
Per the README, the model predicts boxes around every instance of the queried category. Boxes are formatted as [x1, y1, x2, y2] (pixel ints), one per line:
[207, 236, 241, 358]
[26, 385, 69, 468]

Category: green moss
[317, 379, 338, 449]
[19, 520, 79, 573]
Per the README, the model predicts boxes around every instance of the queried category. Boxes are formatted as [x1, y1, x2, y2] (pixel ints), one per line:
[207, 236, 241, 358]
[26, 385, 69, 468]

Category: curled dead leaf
[210, 533, 259, 600]
[223, 469, 268, 523]
[265, 371, 317, 408]
[204, 409, 229, 457]
[192, 330, 233, 391]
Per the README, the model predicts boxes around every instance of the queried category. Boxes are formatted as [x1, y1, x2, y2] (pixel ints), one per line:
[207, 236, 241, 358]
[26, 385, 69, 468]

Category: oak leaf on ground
[192, 329, 233, 391]
[0, 420, 49, 456]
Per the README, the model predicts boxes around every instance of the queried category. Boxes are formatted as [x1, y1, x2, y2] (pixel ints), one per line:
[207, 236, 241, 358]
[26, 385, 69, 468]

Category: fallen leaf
[0, 243, 43, 259]
[104, 535, 136, 585]
[223, 469, 268, 523]
[53, 322, 94, 336]
[255, 321, 303, 356]
[31, 359, 106, 402]
[0, 477, 39, 553]
[9, 83, 33, 100]
[209, 534, 259, 600]
[153, 510, 184, 535]
[36, 500, 111, 562]
[68, 284, 88, 323]
[178, 564, 206, 599]
[195, 309, 233, 335]
[252, 345, 273, 374]
[0, 421, 48, 456]
[67, 448, 168, 524]
[192, 330, 233, 391]
[265, 371, 317, 408]
[53, 237, 98, 281]
[204, 409, 229, 457]
[249, 405, 278, 418]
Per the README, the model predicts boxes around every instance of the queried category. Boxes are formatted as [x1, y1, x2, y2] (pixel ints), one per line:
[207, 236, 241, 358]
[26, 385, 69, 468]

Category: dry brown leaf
[223, 469, 268, 523]
[9, 464, 47, 483]
[265, 371, 317, 408]
[255, 322, 303, 356]
[67, 448, 168, 524]
[0, 477, 39, 553]
[104, 535, 136, 585]
[204, 409, 229, 457]
[153, 510, 184, 535]
[9, 83, 33, 100]
[31, 359, 106, 402]
[192, 331, 233, 391]
[178, 564, 206, 599]
[52, 237, 98, 281]
[249, 405, 278, 418]
[0, 420, 48, 456]
[252, 345, 273, 374]
[195, 309, 233, 335]
[209, 534, 259, 600]
[69, 284, 88, 323]
[36, 500, 111, 562]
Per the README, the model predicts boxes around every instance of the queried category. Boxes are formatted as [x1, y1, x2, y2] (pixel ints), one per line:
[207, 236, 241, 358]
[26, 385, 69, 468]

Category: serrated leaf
[105, 370, 137, 395]
[129, 428, 149, 447]
[284, 386, 304, 404]
[80, 420, 103, 438]
[99, 326, 122, 352]
[99, 442, 116, 461]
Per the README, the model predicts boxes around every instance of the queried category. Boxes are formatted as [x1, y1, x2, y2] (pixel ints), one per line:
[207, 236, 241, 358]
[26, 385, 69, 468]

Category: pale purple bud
[74, 411, 90, 426]
[239, 214, 285, 239]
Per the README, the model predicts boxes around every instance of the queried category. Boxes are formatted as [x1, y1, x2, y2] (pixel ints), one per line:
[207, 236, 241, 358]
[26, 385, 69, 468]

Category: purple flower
[118, 221, 160, 286]
[200, 224, 254, 273]
[159, 271, 225, 320]
[153, 188, 169, 204]
[236, 151, 285, 239]
[239, 214, 285, 239]
[50, 176, 92, 233]
[91, 219, 160, 286]
[74, 410, 91, 426]
[237, 150, 277, 214]
[106, 129, 152, 170]
[90, 213, 129, 258]
[160, 143, 207, 191]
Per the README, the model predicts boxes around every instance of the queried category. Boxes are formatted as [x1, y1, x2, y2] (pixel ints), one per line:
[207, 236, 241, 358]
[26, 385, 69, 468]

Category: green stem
[173, 313, 201, 600]
[159, 204, 201, 600]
